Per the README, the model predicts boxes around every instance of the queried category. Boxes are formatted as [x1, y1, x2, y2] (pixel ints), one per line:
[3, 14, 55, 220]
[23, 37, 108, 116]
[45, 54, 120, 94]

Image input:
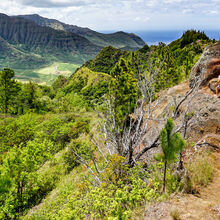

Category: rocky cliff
[142, 42, 220, 162]
[189, 42, 220, 89]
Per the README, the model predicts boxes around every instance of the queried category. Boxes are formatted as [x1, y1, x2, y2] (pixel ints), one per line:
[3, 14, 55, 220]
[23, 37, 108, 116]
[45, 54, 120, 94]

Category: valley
[0, 13, 145, 84]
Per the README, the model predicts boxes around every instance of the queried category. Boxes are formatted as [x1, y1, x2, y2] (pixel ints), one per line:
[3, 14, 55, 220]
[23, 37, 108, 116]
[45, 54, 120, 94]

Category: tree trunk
[163, 160, 167, 193]
[178, 152, 183, 170]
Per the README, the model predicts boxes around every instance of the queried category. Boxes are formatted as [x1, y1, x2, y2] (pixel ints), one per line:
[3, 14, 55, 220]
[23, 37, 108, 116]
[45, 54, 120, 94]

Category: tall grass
[186, 150, 214, 191]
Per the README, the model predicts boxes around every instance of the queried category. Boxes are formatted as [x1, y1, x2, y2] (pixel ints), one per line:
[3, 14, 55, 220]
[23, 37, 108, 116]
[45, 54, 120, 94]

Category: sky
[1, 0, 220, 31]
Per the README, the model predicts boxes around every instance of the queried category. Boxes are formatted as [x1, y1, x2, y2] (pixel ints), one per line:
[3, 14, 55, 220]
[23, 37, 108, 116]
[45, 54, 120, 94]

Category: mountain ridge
[18, 14, 145, 49]
[0, 13, 145, 83]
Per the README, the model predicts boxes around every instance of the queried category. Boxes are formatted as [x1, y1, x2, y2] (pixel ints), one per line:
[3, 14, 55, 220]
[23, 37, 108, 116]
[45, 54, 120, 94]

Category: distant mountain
[0, 13, 104, 83]
[0, 13, 100, 56]
[0, 13, 145, 84]
[18, 14, 145, 49]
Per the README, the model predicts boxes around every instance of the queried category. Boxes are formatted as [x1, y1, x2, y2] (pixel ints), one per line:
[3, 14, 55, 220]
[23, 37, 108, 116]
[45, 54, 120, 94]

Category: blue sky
[1, 0, 220, 31]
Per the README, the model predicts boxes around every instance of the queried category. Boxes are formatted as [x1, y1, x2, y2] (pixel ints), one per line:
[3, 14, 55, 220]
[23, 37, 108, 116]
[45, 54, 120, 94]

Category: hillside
[23, 41, 220, 219]
[0, 31, 219, 219]
[0, 13, 103, 83]
[18, 14, 145, 49]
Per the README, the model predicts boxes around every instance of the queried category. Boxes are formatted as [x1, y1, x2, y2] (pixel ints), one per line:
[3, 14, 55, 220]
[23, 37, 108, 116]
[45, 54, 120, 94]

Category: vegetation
[159, 118, 186, 192]
[0, 30, 215, 219]
[0, 68, 20, 113]
[186, 150, 214, 191]
[109, 58, 137, 123]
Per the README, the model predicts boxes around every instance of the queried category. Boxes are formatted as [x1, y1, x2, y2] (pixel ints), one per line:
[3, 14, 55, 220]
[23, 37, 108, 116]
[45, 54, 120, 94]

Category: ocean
[100, 30, 220, 46]
[134, 30, 220, 45]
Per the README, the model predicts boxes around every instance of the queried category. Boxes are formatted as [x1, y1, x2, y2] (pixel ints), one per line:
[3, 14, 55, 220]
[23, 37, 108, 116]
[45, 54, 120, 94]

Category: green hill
[0, 13, 145, 84]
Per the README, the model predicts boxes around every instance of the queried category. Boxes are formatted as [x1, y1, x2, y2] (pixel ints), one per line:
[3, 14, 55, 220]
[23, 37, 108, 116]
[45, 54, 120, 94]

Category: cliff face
[18, 14, 145, 49]
[141, 43, 220, 161]
[189, 42, 220, 89]
[0, 13, 100, 54]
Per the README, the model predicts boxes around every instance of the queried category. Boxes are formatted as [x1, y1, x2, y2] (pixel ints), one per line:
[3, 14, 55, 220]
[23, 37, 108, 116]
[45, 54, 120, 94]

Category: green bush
[63, 139, 92, 171]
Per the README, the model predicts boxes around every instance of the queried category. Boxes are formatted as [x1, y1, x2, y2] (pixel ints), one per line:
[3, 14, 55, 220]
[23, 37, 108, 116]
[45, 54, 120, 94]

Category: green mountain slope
[18, 14, 145, 49]
[0, 31, 218, 219]
[0, 13, 100, 58]
[0, 13, 102, 84]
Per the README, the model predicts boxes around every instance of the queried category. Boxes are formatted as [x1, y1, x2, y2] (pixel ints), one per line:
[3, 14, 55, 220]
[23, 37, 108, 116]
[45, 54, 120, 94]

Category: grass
[37, 62, 79, 75]
[14, 63, 80, 85]
[186, 150, 214, 191]
[170, 209, 180, 220]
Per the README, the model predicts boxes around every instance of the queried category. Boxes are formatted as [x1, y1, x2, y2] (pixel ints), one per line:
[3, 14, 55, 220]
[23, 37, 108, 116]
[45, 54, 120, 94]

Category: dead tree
[75, 58, 204, 184]
[94, 60, 165, 167]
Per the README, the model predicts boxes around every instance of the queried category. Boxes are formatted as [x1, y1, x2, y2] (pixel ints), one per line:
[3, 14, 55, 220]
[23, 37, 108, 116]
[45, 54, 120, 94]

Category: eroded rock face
[189, 42, 220, 89]
[142, 42, 220, 160]
[142, 82, 220, 161]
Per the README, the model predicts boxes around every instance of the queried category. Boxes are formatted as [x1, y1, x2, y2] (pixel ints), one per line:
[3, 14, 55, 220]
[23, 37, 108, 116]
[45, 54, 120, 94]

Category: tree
[75, 60, 164, 185]
[0, 140, 53, 218]
[109, 58, 137, 124]
[159, 118, 186, 192]
[0, 68, 20, 113]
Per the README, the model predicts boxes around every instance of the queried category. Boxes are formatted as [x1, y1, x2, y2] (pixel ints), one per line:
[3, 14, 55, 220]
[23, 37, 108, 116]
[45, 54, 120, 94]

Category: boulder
[189, 42, 220, 88]
[209, 78, 218, 93]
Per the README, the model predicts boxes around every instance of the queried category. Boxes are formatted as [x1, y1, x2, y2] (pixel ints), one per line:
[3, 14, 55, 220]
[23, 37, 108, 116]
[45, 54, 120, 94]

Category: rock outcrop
[189, 42, 220, 89]
[142, 42, 220, 160]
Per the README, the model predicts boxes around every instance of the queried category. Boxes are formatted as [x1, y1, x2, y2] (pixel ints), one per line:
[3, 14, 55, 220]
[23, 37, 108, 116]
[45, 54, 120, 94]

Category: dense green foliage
[84, 46, 129, 74]
[0, 113, 92, 218]
[84, 30, 211, 92]
[0, 30, 213, 219]
[0, 68, 20, 113]
[109, 58, 137, 123]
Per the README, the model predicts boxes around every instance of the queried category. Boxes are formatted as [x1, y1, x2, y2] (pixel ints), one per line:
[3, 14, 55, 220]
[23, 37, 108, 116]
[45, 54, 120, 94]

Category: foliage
[0, 112, 92, 218]
[64, 67, 110, 107]
[0, 32, 213, 219]
[0, 114, 39, 153]
[159, 118, 186, 192]
[180, 30, 209, 48]
[64, 139, 92, 171]
[0, 140, 53, 218]
[109, 58, 137, 123]
[0, 68, 20, 113]
[52, 75, 68, 90]
[26, 155, 161, 219]
[85, 46, 129, 74]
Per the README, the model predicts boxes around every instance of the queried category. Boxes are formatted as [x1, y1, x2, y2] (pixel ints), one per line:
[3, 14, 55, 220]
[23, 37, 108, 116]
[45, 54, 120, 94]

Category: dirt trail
[143, 81, 220, 219]
[143, 147, 220, 220]
[170, 150, 220, 220]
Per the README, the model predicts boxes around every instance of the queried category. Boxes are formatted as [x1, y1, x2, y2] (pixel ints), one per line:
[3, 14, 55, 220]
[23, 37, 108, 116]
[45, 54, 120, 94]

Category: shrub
[186, 150, 214, 191]
[63, 139, 92, 171]
[170, 208, 180, 220]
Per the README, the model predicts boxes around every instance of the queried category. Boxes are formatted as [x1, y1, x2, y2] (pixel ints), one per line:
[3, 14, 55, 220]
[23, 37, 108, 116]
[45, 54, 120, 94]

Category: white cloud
[135, 16, 141, 21]
[0, 0, 219, 30]
[144, 17, 150, 22]
[207, 10, 219, 14]
[182, 9, 193, 14]
[164, 0, 185, 3]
